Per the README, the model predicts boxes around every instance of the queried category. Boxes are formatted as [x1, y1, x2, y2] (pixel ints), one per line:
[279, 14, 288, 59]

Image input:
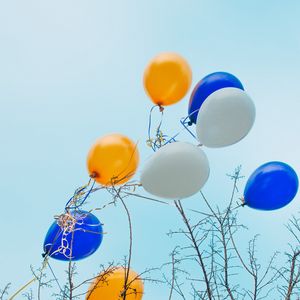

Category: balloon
[86, 267, 144, 300]
[244, 162, 299, 210]
[196, 87, 255, 148]
[143, 52, 192, 106]
[87, 133, 139, 186]
[43, 210, 103, 261]
[140, 142, 209, 199]
[188, 72, 244, 124]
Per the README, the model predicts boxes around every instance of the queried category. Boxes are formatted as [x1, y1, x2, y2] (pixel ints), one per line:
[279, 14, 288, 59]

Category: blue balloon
[244, 162, 299, 210]
[43, 210, 103, 261]
[188, 72, 244, 124]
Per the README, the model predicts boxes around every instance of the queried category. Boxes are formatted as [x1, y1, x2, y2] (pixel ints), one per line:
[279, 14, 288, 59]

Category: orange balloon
[143, 52, 192, 106]
[86, 267, 144, 300]
[87, 134, 139, 186]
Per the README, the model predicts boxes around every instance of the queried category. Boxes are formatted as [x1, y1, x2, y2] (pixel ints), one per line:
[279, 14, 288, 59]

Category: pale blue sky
[1, 1, 300, 299]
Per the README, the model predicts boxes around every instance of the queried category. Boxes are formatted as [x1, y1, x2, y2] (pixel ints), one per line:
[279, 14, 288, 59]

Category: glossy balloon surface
[196, 87, 255, 148]
[244, 162, 298, 210]
[87, 133, 139, 186]
[141, 142, 210, 199]
[143, 52, 192, 106]
[43, 210, 103, 261]
[86, 267, 144, 300]
[188, 72, 244, 123]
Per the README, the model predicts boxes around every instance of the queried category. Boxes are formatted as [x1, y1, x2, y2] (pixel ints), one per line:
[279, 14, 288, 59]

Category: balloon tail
[158, 105, 164, 112]
[147, 105, 167, 151]
[241, 197, 246, 207]
[180, 111, 199, 140]
[147, 105, 189, 151]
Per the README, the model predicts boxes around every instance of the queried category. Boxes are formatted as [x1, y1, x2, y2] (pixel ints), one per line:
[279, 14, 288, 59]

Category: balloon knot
[90, 172, 98, 179]
[42, 252, 47, 258]
[240, 197, 246, 207]
[158, 105, 164, 112]
[188, 121, 193, 126]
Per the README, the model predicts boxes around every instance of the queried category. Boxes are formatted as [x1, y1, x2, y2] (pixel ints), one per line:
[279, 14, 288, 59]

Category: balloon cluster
[43, 133, 142, 299]
[41, 52, 298, 299]
[142, 52, 298, 209]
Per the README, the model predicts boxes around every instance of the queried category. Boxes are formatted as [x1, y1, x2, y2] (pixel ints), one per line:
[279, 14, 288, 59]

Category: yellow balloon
[87, 134, 139, 186]
[86, 267, 144, 300]
[143, 52, 192, 106]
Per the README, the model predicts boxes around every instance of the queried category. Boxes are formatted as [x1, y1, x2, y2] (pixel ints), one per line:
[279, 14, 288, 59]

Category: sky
[1, 0, 300, 299]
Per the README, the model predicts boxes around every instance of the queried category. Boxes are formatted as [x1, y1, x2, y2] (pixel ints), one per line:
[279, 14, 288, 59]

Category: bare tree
[276, 215, 300, 299]
[4, 167, 300, 299]
[149, 167, 300, 300]
[0, 284, 11, 300]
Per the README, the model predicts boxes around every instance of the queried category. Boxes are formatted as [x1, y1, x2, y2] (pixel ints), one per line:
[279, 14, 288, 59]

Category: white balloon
[140, 142, 210, 199]
[196, 87, 256, 148]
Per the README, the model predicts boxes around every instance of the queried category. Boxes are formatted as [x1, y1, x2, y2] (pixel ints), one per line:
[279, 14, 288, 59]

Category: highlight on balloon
[87, 133, 140, 186]
[188, 71, 244, 124]
[141, 141, 210, 199]
[143, 52, 192, 107]
[243, 161, 299, 210]
[43, 210, 103, 261]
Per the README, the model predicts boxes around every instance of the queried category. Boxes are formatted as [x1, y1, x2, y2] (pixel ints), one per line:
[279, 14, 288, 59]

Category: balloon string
[180, 118, 197, 139]
[71, 180, 96, 209]
[121, 191, 170, 205]
[47, 261, 64, 295]
[8, 278, 36, 300]
[147, 105, 203, 152]
[10, 181, 104, 298]
[121, 189, 227, 217]
[9, 257, 49, 300]
[11, 179, 124, 299]
[160, 124, 187, 146]
[165, 108, 202, 143]
[65, 179, 97, 211]
[64, 181, 90, 210]
[150, 110, 199, 147]
[179, 109, 201, 140]
[146, 105, 182, 151]
[147, 105, 170, 152]
[113, 142, 140, 185]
